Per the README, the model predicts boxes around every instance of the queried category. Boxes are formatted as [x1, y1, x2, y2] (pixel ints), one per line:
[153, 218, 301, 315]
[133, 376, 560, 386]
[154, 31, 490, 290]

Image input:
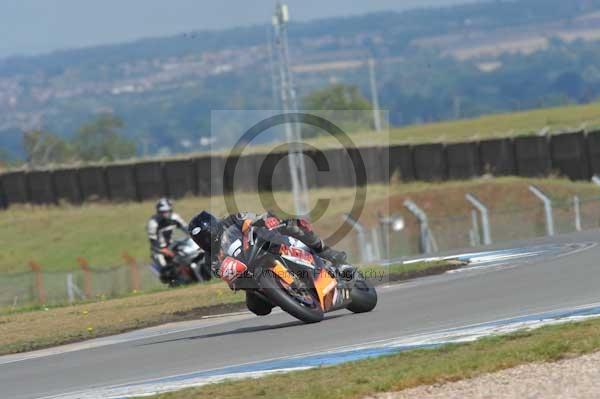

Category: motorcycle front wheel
[258, 269, 324, 323]
[346, 272, 378, 313]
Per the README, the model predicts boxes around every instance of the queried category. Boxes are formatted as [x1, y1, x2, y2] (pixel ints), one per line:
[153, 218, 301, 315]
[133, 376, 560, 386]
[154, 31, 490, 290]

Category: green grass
[1, 177, 599, 273]
[0, 260, 452, 354]
[147, 317, 600, 399]
[0, 282, 244, 355]
[317, 101, 600, 148]
[0, 187, 385, 273]
[236, 101, 600, 153]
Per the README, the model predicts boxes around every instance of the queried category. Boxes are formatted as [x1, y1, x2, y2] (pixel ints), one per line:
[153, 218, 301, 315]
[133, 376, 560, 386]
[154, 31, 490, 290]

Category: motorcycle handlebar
[252, 227, 290, 246]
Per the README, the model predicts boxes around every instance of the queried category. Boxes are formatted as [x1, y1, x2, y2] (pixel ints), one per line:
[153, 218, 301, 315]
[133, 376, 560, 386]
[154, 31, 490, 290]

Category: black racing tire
[347, 273, 378, 313]
[245, 291, 273, 316]
[258, 269, 323, 323]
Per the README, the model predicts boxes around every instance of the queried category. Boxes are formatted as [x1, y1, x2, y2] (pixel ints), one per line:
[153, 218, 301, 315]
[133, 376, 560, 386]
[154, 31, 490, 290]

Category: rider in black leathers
[188, 211, 347, 275]
[188, 211, 349, 315]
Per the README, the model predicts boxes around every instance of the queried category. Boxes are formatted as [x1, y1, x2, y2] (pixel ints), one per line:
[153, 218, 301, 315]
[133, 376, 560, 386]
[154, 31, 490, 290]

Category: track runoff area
[3, 230, 600, 398]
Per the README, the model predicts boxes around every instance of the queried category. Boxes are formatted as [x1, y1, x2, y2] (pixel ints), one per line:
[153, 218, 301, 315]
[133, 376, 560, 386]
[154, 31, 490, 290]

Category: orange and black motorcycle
[217, 223, 377, 323]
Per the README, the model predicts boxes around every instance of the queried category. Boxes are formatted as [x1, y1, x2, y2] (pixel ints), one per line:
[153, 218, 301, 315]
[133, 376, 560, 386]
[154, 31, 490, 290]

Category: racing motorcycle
[152, 237, 212, 286]
[217, 222, 378, 323]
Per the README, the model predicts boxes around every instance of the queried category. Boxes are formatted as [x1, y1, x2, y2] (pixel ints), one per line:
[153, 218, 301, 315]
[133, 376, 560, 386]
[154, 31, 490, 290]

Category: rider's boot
[318, 246, 347, 265]
[318, 247, 356, 280]
[159, 265, 175, 284]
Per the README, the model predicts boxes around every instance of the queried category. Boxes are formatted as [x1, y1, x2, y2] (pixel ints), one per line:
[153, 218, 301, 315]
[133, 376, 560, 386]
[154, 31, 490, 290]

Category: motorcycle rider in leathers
[187, 210, 350, 315]
[188, 211, 347, 270]
[147, 198, 188, 283]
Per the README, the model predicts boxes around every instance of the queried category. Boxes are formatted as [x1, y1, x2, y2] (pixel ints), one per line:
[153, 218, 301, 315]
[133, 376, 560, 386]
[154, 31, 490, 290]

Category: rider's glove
[160, 247, 175, 258]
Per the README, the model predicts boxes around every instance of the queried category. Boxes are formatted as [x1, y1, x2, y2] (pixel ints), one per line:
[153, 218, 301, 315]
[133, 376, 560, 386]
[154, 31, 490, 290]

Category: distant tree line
[3, 0, 600, 160]
[22, 114, 135, 168]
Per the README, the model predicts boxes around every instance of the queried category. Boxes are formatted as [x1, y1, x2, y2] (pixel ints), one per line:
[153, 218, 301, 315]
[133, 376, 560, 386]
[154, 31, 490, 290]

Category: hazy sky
[1, 0, 473, 58]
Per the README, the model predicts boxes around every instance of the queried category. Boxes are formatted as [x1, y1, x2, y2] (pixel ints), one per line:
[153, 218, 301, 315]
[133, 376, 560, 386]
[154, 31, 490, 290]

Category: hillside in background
[2, 0, 600, 161]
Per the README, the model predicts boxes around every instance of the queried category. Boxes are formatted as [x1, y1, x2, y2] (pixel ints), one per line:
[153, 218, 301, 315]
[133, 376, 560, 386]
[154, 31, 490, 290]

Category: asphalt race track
[4, 230, 600, 399]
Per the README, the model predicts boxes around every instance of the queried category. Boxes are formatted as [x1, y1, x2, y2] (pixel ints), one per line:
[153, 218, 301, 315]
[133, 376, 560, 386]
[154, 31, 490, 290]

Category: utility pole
[272, 2, 310, 217]
[368, 58, 382, 132]
[266, 26, 278, 109]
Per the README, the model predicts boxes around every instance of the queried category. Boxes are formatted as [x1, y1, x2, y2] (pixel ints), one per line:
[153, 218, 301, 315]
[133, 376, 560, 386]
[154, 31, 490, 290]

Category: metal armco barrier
[2, 131, 600, 208]
[529, 185, 555, 236]
[342, 214, 375, 263]
[403, 199, 437, 254]
[466, 193, 492, 245]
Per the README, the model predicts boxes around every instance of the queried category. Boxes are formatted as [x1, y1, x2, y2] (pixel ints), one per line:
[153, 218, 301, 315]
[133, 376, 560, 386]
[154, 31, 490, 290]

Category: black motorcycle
[152, 237, 212, 286]
[217, 224, 378, 323]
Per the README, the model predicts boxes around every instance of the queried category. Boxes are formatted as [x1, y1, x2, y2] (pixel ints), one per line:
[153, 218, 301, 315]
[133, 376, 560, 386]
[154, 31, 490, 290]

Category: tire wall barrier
[164, 159, 196, 198]
[515, 136, 551, 177]
[53, 168, 81, 204]
[447, 142, 481, 180]
[389, 145, 414, 182]
[1, 171, 28, 205]
[550, 132, 590, 180]
[479, 138, 516, 176]
[0, 175, 6, 208]
[196, 156, 214, 197]
[587, 130, 600, 177]
[79, 166, 108, 201]
[135, 162, 165, 201]
[105, 164, 137, 202]
[2, 130, 600, 208]
[27, 170, 55, 205]
[413, 143, 446, 181]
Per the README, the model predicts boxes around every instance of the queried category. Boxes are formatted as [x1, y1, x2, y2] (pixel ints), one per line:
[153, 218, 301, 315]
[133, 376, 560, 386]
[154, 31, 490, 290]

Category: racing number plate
[220, 256, 248, 285]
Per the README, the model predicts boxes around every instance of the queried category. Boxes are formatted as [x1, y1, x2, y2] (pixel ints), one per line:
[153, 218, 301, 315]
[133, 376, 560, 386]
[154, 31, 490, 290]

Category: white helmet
[156, 198, 173, 214]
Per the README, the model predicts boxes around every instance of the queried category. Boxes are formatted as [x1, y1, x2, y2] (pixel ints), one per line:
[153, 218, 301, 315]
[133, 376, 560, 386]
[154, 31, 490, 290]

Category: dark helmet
[156, 198, 173, 216]
[189, 211, 219, 252]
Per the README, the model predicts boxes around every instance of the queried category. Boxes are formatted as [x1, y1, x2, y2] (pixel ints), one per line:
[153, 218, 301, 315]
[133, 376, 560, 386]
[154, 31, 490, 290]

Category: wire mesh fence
[0, 260, 163, 309]
[340, 195, 600, 264]
[4, 194, 600, 308]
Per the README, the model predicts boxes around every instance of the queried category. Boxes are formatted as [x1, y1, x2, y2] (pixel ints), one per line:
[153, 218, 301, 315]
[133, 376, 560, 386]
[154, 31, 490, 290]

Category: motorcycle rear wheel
[258, 269, 323, 323]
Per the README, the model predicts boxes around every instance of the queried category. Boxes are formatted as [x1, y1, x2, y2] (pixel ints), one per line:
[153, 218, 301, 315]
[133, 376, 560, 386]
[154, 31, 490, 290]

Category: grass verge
[2, 177, 598, 274]
[244, 101, 600, 151]
[146, 317, 600, 399]
[0, 260, 455, 355]
[0, 282, 243, 355]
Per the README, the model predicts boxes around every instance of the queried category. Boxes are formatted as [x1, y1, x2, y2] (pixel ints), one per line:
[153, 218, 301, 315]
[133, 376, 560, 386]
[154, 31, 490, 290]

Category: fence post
[469, 210, 480, 246]
[370, 227, 382, 261]
[466, 193, 492, 245]
[123, 252, 140, 292]
[378, 214, 404, 260]
[77, 257, 93, 298]
[66, 273, 85, 303]
[342, 214, 374, 263]
[529, 185, 555, 236]
[403, 199, 437, 254]
[67, 273, 75, 303]
[28, 261, 46, 304]
[573, 196, 582, 232]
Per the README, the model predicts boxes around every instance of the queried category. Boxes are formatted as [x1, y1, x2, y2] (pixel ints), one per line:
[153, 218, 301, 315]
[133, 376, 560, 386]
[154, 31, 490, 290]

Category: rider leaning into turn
[147, 198, 188, 282]
[187, 211, 348, 275]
